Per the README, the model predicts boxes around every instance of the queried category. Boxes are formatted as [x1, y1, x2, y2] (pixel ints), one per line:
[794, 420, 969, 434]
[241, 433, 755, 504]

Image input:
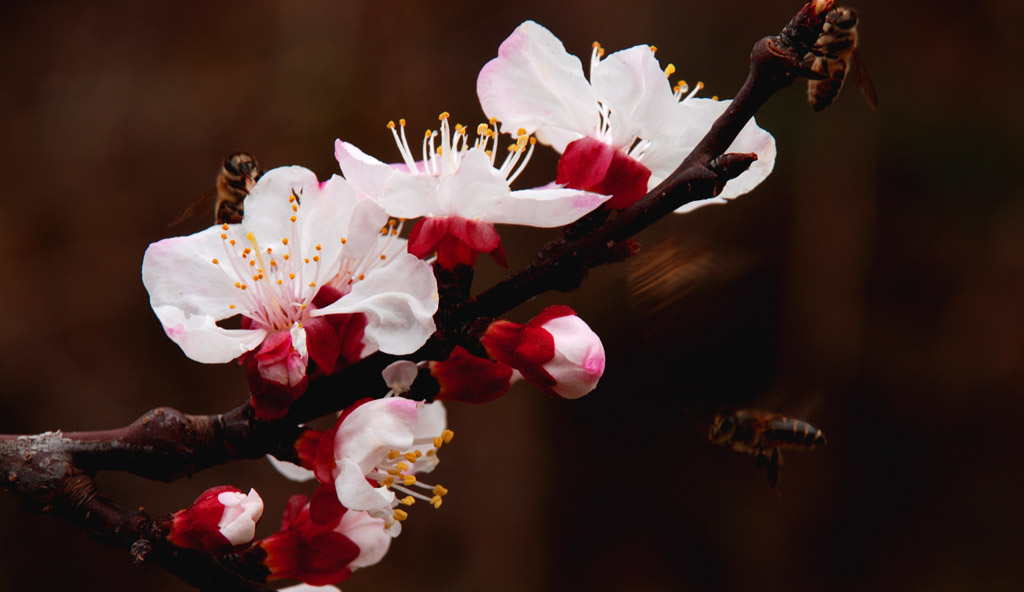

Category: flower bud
[481, 305, 605, 399]
[168, 486, 264, 554]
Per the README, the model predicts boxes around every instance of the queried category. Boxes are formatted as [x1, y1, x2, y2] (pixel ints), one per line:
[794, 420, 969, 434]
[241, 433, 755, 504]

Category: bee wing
[626, 238, 715, 315]
[169, 187, 218, 227]
[850, 50, 878, 109]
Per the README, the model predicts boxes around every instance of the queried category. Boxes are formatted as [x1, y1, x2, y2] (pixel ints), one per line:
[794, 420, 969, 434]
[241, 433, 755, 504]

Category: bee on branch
[804, 6, 877, 111]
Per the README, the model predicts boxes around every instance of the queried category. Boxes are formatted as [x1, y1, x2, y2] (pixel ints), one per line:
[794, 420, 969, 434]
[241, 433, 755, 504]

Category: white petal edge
[266, 455, 316, 482]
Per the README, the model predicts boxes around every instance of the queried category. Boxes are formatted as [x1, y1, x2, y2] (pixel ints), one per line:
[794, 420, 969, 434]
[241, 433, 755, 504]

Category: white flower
[477, 21, 776, 212]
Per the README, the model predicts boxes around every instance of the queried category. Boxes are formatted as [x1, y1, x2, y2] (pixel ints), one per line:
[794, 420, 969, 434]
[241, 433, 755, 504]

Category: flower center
[386, 112, 537, 185]
[210, 191, 327, 332]
[366, 428, 455, 532]
[328, 218, 407, 292]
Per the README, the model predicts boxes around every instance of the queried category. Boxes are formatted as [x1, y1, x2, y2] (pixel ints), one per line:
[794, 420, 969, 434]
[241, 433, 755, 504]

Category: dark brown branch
[0, 2, 833, 589]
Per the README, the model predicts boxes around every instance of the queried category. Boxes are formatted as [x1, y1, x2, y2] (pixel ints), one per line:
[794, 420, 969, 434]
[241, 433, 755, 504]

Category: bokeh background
[2, 0, 1022, 590]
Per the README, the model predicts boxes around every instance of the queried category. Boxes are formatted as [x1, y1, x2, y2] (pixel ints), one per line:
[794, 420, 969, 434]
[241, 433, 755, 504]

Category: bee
[805, 6, 878, 111]
[709, 408, 827, 488]
[627, 238, 715, 315]
[171, 151, 261, 226]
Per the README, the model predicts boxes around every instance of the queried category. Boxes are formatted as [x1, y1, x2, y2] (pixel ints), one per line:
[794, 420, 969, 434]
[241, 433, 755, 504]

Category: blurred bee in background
[709, 408, 827, 489]
[171, 151, 261, 226]
[627, 238, 716, 316]
[804, 6, 877, 111]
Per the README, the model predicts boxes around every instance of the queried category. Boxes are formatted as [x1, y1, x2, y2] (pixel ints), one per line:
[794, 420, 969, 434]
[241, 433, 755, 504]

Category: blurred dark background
[2, 0, 1022, 590]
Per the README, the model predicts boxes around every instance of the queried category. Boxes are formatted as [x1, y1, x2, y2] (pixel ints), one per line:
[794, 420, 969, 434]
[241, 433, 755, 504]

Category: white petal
[301, 175, 387, 281]
[266, 455, 316, 482]
[313, 252, 437, 355]
[240, 166, 322, 254]
[378, 170, 445, 219]
[335, 457, 396, 511]
[591, 45, 678, 149]
[382, 361, 419, 393]
[484, 187, 610, 226]
[477, 20, 598, 152]
[335, 139, 395, 202]
[334, 398, 419, 474]
[409, 401, 446, 474]
[336, 510, 392, 568]
[216, 488, 263, 546]
[279, 584, 342, 592]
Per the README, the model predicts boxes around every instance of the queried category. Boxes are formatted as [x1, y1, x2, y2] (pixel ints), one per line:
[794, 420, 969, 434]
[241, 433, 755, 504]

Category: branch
[0, 2, 833, 588]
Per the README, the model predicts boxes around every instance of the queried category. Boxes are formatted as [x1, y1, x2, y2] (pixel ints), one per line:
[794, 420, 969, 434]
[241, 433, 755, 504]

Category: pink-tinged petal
[151, 305, 267, 364]
[447, 217, 501, 253]
[591, 45, 678, 148]
[541, 314, 605, 399]
[312, 253, 438, 355]
[301, 175, 387, 284]
[477, 20, 599, 152]
[335, 398, 419, 474]
[255, 328, 307, 388]
[267, 455, 316, 482]
[408, 401, 446, 474]
[334, 458, 396, 511]
[336, 510, 391, 569]
[217, 488, 264, 546]
[335, 139, 395, 202]
[436, 149, 513, 218]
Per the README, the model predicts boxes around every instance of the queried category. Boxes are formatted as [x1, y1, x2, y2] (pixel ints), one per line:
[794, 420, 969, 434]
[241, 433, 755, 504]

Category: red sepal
[430, 345, 516, 403]
[310, 481, 345, 527]
[259, 495, 359, 586]
[409, 216, 507, 269]
[294, 429, 323, 471]
[167, 485, 238, 554]
[557, 137, 651, 210]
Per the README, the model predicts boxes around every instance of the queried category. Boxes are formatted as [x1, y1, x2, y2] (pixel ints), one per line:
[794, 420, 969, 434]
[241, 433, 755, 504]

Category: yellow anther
[221, 233, 228, 240]
[387, 120, 396, 129]
[229, 239, 236, 246]
[313, 256, 320, 262]
[229, 304, 236, 309]
[387, 468, 403, 476]
[507, 144, 516, 153]
[424, 129, 432, 138]
[696, 81, 704, 90]
[315, 244, 322, 251]
[664, 64, 676, 77]
[282, 238, 289, 245]
[276, 279, 283, 285]
[252, 275, 259, 281]
[399, 118, 406, 126]
[381, 476, 395, 487]
[649, 45, 657, 54]
[530, 137, 537, 145]
[266, 247, 272, 254]
[283, 254, 290, 260]
[300, 303, 306, 310]
[270, 260, 277, 267]
[395, 462, 409, 472]
[430, 496, 443, 509]
[380, 254, 387, 260]
[308, 281, 316, 288]
[304, 258, 310, 264]
[289, 273, 295, 279]
[477, 123, 489, 135]
[222, 224, 230, 231]
[442, 429, 454, 443]
[288, 195, 295, 203]
[678, 79, 688, 89]
[404, 451, 420, 462]
[393, 509, 409, 521]
[249, 260, 256, 267]
[432, 436, 443, 448]
[340, 237, 347, 244]
[240, 284, 247, 290]
[426, 449, 436, 457]
[358, 274, 365, 280]
[387, 449, 400, 460]
[211, 258, 219, 264]
[712, 95, 719, 101]
[433, 484, 449, 496]
[402, 475, 417, 486]
[290, 216, 297, 222]
[235, 282, 241, 288]
[517, 135, 529, 148]
[243, 247, 251, 254]
[439, 111, 450, 121]
[400, 496, 415, 506]
[292, 204, 298, 212]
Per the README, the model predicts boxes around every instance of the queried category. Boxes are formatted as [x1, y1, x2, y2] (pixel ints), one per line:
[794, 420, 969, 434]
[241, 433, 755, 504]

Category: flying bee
[709, 408, 827, 489]
[804, 6, 878, 111]
[171, 151, 261, 226]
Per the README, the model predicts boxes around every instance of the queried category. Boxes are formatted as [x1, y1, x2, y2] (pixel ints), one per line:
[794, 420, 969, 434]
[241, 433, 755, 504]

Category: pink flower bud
[481, 305, 605, 399]
[168, 486, 264, 553]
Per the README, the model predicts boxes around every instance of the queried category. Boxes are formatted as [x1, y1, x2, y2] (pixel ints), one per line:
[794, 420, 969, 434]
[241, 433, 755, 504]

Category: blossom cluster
[142, 20, 774, 588]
